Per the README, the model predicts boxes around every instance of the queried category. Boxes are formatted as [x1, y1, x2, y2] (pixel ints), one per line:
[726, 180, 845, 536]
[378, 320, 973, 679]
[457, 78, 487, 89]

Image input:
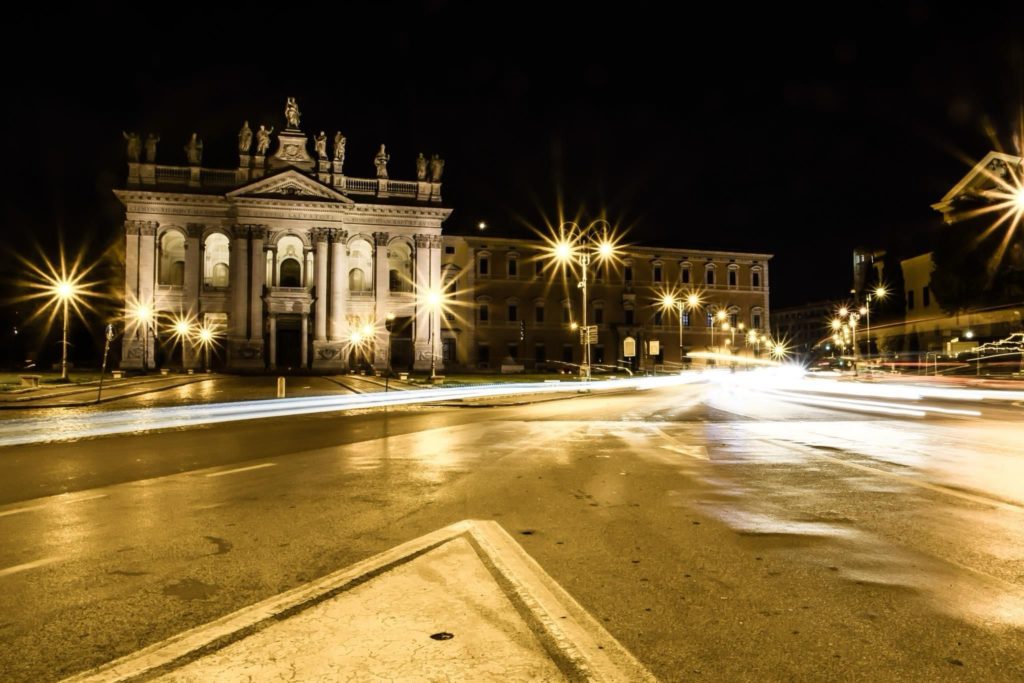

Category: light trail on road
[0, 374, 702, 448]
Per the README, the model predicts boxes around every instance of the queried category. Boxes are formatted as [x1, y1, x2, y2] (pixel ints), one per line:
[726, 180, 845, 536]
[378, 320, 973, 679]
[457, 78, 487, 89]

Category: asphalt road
[1, 379, 1023, 681]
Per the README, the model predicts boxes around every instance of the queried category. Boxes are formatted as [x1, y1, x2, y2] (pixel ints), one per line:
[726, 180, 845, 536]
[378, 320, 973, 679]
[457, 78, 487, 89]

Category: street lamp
[712, 309, 727, 349]
[861, 285, 887, 369]
[546, 220, 622, 381]
[52, 279, 77, 381]
[196, 324, 217, 372]
[425, 288, 443, 380]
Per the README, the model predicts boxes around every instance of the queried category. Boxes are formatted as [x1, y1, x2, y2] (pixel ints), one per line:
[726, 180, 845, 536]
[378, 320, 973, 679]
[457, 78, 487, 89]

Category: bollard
[277, 376, 286, 398]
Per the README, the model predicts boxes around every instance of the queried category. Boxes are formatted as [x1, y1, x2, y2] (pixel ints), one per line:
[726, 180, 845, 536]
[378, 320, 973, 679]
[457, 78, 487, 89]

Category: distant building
[771, 300, 835, 356]
[441, 236, 772, 371]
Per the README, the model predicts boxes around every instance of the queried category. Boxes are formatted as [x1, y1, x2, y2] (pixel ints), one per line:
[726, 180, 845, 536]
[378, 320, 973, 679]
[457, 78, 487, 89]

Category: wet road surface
[1, 379, 1023, 681]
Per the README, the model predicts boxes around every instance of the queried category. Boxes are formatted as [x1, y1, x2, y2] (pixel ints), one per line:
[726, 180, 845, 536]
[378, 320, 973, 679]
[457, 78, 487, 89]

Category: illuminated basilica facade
[117, 100, 450, 371]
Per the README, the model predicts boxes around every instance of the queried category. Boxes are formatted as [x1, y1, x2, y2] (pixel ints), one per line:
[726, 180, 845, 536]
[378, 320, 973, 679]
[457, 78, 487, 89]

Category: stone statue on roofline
[256, 125, 274, 155]
[238, 121, 253, 154]
[184, 133, 203, 165]
[314, 131, 328, 160]
[122, 131, 141, 162]
[374, 144, 390, 179]
[333, 132, 346, 164]
[429, 154, 445, 182]
[144, 133, 160, 163]
[284, 97, 301, 129]
[416, 152, 427, 180]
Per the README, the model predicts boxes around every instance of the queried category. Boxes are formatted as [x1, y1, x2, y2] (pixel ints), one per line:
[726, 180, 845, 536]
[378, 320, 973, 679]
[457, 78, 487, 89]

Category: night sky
[2, 1, 1024, 324]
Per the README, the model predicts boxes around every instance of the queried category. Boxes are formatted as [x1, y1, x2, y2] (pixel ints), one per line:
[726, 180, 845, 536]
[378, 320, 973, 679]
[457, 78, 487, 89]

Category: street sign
[623, 336, 636, 358]
[580, 325, 598, 345]
[648, 339, 660, 355]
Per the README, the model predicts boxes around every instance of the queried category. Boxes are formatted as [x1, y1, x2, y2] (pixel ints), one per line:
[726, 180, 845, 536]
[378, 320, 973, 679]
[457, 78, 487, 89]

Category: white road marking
[204, 463, 277, 478]
[649, 425, 709, 460]
[0, 556, 62, 578]
[0, 493, 108, 519]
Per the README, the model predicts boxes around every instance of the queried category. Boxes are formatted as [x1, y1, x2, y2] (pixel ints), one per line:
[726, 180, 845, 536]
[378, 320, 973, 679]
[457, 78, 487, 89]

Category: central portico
[117, 98, 451, 372]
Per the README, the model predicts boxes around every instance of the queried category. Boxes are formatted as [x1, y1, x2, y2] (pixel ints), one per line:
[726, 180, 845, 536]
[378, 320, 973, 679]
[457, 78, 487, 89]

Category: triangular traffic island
[64, 520, 655, 682]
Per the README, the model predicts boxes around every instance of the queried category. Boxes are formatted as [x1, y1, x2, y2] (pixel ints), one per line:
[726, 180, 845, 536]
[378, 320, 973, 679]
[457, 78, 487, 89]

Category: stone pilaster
[312, 228, 329, 342]
[374, 231, 390, 328]
[413, 234, 432, 370]
[329, 231, 347, 341]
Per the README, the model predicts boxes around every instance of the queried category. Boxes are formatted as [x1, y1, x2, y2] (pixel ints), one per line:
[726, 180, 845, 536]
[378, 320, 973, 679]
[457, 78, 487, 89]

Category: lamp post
[385, 312, 395, 391]
[197, 325, 215, 372]
[861, 285, 887, 372]
[658, 293, 684, 368]
[426, 290, 441, 380]
[133, 303, 154, 374]
[548, 220, 620, 381]
[54, 280, 75, 380]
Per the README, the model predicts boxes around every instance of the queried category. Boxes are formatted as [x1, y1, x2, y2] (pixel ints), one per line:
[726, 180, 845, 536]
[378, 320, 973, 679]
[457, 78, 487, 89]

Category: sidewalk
[64, 521, 654, 682]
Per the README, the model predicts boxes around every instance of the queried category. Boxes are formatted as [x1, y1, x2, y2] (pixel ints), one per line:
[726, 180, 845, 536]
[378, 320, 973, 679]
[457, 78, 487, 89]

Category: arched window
[728, 264, 739, 288]
[203, 233, 230, 288]
[276, 235, 305, 288]
[348, 238, 373, 292]
[280, 258, 302, 287]
[593, 301, 605, 325]
[388, 241, 413, 292]
[158, 230, 185, 286]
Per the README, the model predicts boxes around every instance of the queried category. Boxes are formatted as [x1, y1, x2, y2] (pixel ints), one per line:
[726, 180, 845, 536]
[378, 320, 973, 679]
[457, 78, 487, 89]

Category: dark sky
[3, 1, 1024, 309]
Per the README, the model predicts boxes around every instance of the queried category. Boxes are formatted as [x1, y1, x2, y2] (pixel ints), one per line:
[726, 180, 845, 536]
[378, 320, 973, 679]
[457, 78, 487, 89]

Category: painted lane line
[204, 463, 277, 478]
[0, 556, 62, 578]
[0, 493, 108, 519]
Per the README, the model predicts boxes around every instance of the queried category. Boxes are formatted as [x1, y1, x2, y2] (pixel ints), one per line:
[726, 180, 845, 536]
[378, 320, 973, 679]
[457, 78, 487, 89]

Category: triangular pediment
[932, 151, 1023, 217]
[228, 169, 352, 203]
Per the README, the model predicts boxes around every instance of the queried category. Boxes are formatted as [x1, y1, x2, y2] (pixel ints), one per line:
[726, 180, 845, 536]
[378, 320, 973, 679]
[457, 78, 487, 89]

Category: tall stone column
[121, 221, 142, 368]
[329, 230, 347, 341]
[229, 225, 249, 342]
[413, 234, 432, 370]
[373, 232, 391, 368]
[300, 314, 309, 367]
[182, 224, 203, 369]
[268, 314, 277, 369]
[249, 226, 266, 343]
[138, 222, 158, 370]
[313, 228, 329, 342]
[430, 235, 444, 370]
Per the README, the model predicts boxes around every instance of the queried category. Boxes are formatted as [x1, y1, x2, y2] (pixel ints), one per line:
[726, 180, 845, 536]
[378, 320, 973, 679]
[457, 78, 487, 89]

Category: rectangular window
[507, 344, 518, 360]
[625, 309, 634, 325]
[682, 312, 691, 327]
[535, 306, 544, 323]
[534, 344, 546, 363]
[728, 270, 737, 286]
[706, 269, 715, 285]
[445, 245, 455, 255]
[752, 272, 761, 287]
[479, 304, 489, 322]
[923, 286, 930, 307]
[624, 266, 633, 282]
[653, 265, 663, 282]
[479, 257, 489, 276]
[730, 313, 738, 327]
[508, 258, 518, 277]
[753, 314, 761, 329]
[508, 304, 518, 322]
[682, 268, 690, 284]
[478, 345, 490, 363]
[594, 308, 604, 325]
[706, 312, 713, 327]
[654, 310, 663, 325]
[442, 339, 455, 362]
[907, 290, 915, 310]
